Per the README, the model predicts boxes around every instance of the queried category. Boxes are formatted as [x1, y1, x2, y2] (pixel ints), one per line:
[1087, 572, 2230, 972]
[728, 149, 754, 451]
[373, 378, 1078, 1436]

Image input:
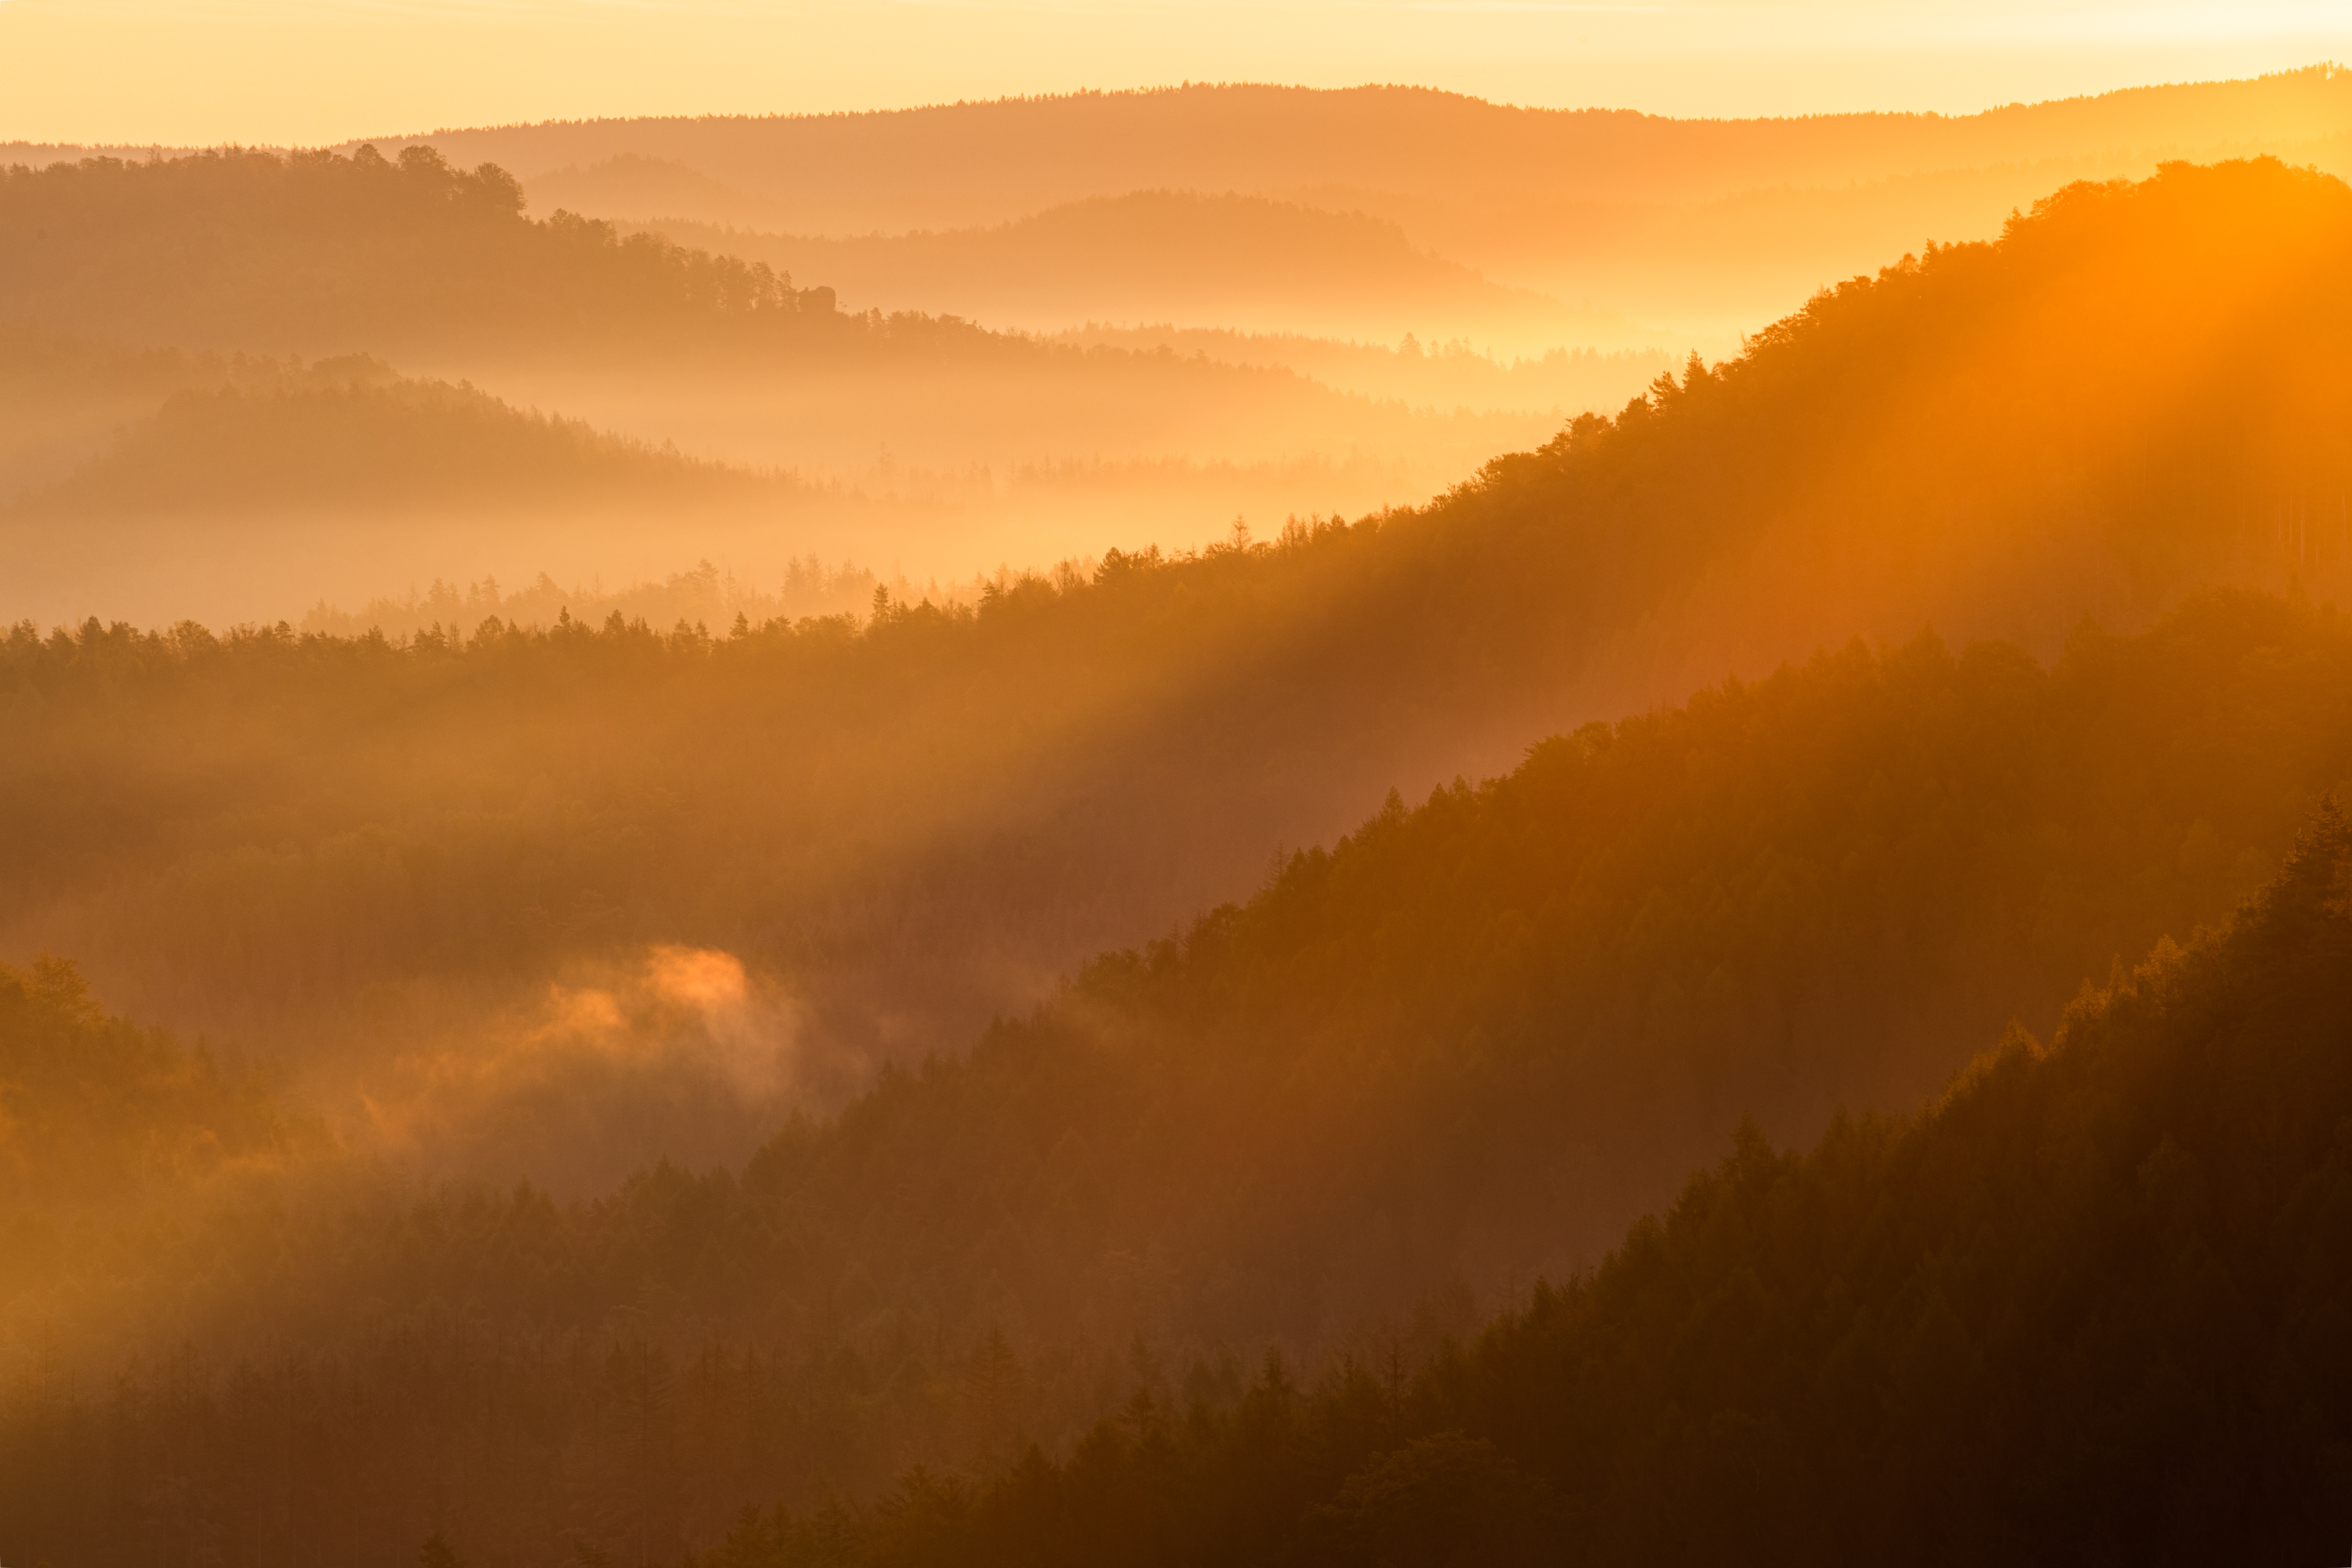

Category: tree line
[678, 808, 2352, 1568]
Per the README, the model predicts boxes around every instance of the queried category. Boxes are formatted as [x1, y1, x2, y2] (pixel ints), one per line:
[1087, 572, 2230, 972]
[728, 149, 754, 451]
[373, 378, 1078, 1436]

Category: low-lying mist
[345, 944, 843, 1195]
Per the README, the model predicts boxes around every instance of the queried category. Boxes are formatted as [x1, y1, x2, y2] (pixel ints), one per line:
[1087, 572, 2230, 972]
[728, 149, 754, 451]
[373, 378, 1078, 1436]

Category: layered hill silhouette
[429, 69, 2352, 332]
[762, 813, 2352, 1567]
[0, 144, 1582, 610]
[12, 358, 778, 514]
[641, 192, 1624, 348]
[415, 72, 2352, 233]
[0, 349, 853, 627]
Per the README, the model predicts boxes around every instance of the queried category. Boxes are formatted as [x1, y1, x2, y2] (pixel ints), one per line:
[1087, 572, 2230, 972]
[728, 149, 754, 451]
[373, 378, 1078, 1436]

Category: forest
[3, 586, 2349, 1560]
[0, 145, 834, 358]
[685, 810, 2352, 1567]
[3, 67, 2351, 1568]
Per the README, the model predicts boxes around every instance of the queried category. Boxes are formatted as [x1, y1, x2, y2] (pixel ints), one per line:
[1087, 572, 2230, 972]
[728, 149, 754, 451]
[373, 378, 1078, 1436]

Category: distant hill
[11, 357, 778, 515]
[398, 71, 2352, 233]
[640, 191, 1633, 349]
[0, 144, 1580, 595]
[528, 152, 790, 229]
[402, 69, 2352, 334]
[0, 143, 847, 360]
[0, 353, 854, 627]
[0, 326, 225, 498]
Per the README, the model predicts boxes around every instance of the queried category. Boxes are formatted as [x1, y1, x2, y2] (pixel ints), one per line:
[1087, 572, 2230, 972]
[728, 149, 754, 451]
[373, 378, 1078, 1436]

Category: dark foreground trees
[718, 807, 2352, 1568]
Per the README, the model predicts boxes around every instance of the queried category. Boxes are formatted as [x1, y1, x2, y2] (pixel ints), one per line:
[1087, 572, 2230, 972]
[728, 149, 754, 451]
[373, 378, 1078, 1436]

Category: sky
[0, 0, 2344, 147]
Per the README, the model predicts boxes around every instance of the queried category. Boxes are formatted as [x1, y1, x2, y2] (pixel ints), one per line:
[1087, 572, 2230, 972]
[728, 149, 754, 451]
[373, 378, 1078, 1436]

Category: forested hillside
[12, 358, 780, 514]
[2, 590, 2347, 1561]
[736, 808, 2352, 1568]
[0, 144, 841, 358]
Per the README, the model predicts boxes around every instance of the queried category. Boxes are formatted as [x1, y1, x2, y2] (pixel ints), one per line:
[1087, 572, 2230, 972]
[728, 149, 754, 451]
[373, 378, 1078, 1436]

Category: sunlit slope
[1418, 156, 2352, 715]
[786, 814, 2352, 1568]
[640, 191, 1629, 350]
[4, 596, 2347, 1554]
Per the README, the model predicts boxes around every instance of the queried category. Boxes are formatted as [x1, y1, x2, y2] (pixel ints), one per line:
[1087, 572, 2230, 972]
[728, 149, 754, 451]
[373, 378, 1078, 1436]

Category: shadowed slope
[801, 807, 2352, 1568]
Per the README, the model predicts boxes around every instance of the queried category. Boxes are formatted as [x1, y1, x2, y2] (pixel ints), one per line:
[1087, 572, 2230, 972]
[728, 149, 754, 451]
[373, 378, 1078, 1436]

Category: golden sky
[0, 0, 2344, 146]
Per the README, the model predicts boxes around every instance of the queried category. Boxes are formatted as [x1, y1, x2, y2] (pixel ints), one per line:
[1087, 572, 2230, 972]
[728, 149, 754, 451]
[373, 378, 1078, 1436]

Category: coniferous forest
[4, 50, 2352, 1568]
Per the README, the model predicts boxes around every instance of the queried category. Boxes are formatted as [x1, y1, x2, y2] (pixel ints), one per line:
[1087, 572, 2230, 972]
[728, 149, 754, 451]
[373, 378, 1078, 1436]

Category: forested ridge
[0, 144, 854, 358]
[0, 140, 1544, 384]
[6, 354, 790, 515]
[685, 809, 2352, 1568]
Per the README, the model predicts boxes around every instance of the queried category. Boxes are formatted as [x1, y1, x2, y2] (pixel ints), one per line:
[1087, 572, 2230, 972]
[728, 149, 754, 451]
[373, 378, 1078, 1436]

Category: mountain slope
[807, 807, 2352, 1568]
